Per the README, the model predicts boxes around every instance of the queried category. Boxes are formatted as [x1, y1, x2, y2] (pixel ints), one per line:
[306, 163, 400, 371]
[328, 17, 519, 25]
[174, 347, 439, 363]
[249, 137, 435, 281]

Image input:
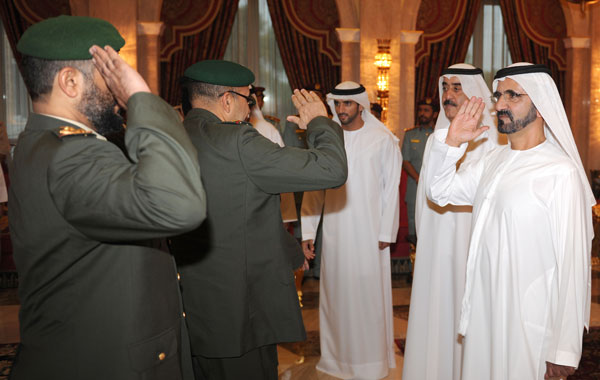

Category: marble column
[336, 28, 361, 83]
[564, 36, 591, 171]
[137, 22, 164, 95]
[394, 30, 422, 139]
[589, 6, 600, 173]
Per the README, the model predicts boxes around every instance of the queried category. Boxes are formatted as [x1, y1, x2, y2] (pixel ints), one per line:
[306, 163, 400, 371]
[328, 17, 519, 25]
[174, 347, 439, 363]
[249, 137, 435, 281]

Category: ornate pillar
[590, 6, 600, 172]
[137, 22, 164, 95]
[336, 28, 360, 83]
[564, 37, 591, 171]
[392, 30, 422, 139]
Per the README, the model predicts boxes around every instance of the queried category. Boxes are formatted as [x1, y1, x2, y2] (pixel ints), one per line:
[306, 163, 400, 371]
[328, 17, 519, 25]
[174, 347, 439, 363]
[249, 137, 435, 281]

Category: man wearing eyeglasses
[170, 60, 348, 380]
[424, 63, 593, 380]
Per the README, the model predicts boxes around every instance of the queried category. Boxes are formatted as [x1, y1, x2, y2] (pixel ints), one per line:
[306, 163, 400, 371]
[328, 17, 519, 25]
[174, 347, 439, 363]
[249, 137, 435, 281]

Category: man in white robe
[403, 64, 503, 380]
[301, 81, 402, 379]
[425, 63, 594, 380]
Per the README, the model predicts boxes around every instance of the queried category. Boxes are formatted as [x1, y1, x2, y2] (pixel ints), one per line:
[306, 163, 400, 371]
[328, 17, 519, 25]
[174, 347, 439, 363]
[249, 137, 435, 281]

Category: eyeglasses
[491, 90, 529, 104]
[219, 90, 256, 107]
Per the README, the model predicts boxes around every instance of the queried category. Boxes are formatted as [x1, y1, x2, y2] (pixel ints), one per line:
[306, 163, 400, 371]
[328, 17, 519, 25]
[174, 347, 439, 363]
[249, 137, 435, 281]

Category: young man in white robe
[403, 64, 503, 380]
[425, 63, 594, 380]
[301, 81, 402, 379]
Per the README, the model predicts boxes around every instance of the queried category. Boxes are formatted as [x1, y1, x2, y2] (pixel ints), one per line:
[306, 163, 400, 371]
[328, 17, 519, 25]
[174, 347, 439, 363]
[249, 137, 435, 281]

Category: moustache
[338, 113, 348, 118]
[443, 100, 458, 107]
[497, 109, 514, 123]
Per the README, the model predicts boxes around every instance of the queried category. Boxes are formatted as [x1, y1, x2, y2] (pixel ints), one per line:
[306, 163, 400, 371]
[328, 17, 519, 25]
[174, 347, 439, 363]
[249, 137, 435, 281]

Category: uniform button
[158, 352, 166, 361]
[177, 273, 181, 281]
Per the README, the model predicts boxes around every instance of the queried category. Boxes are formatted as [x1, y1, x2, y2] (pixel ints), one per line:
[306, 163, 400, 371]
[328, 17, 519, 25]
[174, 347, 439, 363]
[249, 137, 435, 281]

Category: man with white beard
[301, 81, 401, 379]
[403, 64, 503, 380]
[426, 63, 594, 379]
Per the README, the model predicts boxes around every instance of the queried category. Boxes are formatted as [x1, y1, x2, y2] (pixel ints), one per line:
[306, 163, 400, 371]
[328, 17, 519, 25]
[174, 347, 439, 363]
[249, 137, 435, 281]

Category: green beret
[17, 15, 125, 60]
[183, 60, 255, 86]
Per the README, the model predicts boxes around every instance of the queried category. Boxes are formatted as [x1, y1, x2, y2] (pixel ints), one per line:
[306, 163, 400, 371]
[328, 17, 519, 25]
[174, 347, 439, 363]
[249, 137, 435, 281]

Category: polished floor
[1, 265, 599, 380]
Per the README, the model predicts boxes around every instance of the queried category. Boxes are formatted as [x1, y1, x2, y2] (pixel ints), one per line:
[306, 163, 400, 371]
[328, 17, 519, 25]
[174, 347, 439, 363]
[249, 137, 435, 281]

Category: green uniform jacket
[8, 93, 206, 380]
[171, 109, 347, 358]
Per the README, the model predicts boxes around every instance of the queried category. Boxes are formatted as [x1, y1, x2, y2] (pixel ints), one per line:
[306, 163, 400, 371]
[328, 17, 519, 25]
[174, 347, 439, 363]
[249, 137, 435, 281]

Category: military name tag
[411, 139, 420, 143]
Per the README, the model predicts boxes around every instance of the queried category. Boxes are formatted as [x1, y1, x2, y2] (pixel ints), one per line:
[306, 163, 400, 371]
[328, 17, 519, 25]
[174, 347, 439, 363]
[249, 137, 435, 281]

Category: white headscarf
[436, 63, 501, 145]
[493, 62, 595, 208]
[326, 81, 398, 141]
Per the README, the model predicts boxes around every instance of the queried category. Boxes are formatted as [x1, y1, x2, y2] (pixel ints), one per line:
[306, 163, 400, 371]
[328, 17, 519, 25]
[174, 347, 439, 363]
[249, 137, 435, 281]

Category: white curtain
[464, 0, 512, 89]
[224, 0, 295, 124]
[1, 22, 30, 145]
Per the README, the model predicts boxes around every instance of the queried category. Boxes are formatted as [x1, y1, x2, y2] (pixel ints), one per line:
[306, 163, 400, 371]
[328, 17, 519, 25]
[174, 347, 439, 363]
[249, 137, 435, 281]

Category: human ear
[56, 67, 83, 99]
[221, 92, 232, 114]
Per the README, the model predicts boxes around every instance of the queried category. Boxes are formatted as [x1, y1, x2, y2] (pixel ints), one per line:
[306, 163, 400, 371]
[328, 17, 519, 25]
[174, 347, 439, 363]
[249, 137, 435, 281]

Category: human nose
[495, 95, 508, 111]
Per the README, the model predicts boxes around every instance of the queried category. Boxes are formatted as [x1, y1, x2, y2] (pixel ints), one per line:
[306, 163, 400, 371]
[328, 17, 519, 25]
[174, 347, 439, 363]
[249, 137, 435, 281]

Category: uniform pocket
[128, 324, 181, 379]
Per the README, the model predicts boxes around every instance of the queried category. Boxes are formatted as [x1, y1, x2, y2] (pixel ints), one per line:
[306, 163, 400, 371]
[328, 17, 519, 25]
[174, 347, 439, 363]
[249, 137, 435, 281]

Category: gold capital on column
[336, 28, 360, 43]
[399, 30, 423, 45]
[137, 21, 165, 36]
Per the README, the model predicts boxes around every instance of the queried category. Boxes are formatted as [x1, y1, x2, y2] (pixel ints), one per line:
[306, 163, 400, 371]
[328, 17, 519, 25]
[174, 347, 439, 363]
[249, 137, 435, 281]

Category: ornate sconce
[374, 39, 391, 123]
[566, 0, 599, 14]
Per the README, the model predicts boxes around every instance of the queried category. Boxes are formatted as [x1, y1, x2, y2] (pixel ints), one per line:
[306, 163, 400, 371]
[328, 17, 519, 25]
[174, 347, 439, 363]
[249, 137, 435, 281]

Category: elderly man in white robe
[301, 81, 402, 379]
[403, 64, 503, 380]
[425, 62, 594, 380]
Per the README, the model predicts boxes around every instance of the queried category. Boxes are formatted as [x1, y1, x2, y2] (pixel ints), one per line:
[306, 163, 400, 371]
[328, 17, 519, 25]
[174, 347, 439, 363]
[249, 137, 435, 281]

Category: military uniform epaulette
[52, 126, 95, 139]
[404, 126, 417, 132]
[222, 120, 252, 126]
[264, 115, 280, 124]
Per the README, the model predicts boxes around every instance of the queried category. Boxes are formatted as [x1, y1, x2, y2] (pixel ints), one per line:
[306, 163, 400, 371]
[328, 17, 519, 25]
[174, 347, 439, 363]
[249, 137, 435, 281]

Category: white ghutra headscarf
[326, 81, 398, 141]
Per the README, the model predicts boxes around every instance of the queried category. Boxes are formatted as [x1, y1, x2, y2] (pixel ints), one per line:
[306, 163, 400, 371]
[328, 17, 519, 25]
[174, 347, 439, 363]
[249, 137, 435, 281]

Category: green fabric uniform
[401, 126, 433, 235]
[8, 93, 206, 380]
[170, 109, 347, 361]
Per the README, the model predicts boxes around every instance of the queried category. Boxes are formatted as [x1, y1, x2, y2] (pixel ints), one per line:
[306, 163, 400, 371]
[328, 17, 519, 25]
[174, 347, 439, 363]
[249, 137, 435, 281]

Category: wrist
[445, 135, 462, 147]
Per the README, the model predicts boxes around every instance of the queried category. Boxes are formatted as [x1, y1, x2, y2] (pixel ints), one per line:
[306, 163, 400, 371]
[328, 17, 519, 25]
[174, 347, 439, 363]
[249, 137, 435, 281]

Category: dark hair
[180, 78, 232, 115]
[20, 55, 94, 101]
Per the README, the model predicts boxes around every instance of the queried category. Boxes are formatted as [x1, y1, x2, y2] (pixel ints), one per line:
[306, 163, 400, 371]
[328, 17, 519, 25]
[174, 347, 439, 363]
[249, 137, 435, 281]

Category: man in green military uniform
[401, 98, 438, 243]
[9, 16, 206, 380]
[170, 60, 348, 380]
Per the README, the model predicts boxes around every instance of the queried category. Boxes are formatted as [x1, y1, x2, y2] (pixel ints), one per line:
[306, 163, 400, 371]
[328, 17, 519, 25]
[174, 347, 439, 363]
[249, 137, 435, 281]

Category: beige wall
[69, 0, 164, 94]
[335, 0, 421, 139]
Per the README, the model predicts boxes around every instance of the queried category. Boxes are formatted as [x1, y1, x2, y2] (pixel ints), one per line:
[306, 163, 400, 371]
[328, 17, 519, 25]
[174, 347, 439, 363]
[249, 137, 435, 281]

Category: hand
[89, 45, 151, 110]
[544, 361, 575, 379]
[287, 89, 327, 130]
[445, 96, 488, 147]
[379, 241, 391, 250]
[302, 239, 316, 260]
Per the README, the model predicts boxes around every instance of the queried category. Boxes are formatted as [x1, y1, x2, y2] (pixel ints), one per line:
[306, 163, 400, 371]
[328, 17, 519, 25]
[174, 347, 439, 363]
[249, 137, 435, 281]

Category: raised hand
[287, 89, 328, 130]
[445, 96, 488, 147]
[89, 45, 151, 110]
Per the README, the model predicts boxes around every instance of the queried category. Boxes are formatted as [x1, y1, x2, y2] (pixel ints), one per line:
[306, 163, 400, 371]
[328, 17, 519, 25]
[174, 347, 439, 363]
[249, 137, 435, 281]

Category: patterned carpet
[0, 344, 17, 380]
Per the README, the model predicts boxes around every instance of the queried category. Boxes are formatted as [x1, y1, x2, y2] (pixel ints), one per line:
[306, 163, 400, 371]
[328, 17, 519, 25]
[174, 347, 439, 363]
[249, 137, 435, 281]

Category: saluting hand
[89, 45, 151, 110]
[445, 96, 488, 147]
[287, 89, 328, 130]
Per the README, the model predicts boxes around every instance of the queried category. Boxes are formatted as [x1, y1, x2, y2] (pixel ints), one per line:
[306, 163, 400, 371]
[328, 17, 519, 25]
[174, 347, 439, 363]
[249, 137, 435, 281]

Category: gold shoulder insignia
[404, 126, 415, 132]
[54, 126, 95, 139]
